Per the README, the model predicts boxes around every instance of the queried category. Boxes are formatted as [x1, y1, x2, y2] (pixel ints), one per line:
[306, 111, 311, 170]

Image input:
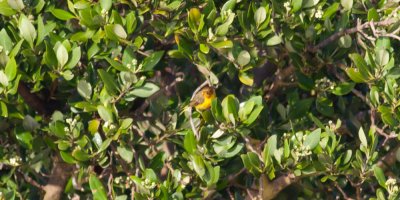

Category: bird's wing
[189, 92, 204, 107]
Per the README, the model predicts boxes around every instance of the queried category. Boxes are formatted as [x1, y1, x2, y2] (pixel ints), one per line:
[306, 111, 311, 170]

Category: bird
[189, 86, 216, 111]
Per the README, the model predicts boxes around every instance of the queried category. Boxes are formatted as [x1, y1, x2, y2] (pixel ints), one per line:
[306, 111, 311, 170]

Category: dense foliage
[1, 0, 400, 199]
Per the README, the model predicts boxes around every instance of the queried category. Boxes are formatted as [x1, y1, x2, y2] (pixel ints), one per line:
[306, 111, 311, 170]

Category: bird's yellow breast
[194, 93, 215, 110]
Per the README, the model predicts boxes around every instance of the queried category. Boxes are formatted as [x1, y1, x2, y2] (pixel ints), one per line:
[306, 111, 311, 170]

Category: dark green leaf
[331, 82, 355, 96]
[89, 174, 108, 200]
[142, 51, 164, 71]
[50, 9, 76, 20]
[97, 69, 119, 95]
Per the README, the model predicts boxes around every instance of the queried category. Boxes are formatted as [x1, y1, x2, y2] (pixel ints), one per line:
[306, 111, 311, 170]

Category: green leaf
[243, 106, 263, 125]
[239, 101, 255, 121]
[19, 14, 37, 48]
[338, 35, 352, 48]
[358, 127, 368, 147]
[238, 70, 254, 86]
[221, 0, 236, 13]
[210, 40, 233, 49]
[97, 105, 114, 122]
[72, 148, 90, 161]
[5, 57, 16, 81]
[211, 98, 224, 122]
[119, 118, 133, 130]
[8, 0, 25, 11]
[378, 105, 397, 126]
[375, 49, 389, 67]
[97, 69, 119, 95]
[60, 151, 75, 164]
[266, 35, 282, 46]
[302, 0, 319, 8]
[0, 29, 13, 52]
[50, 9, 76, 20]
[322, 3, 339, 20]
[0, 101, 8, 117]
[16, 132, 33, 149]
[56, 44, 69, 68]
[105, 57, 129, 71]
[343, 150, 352, 164]
[188, 8, 201, 33]
[237, 50, 251, 67]
[97, 138, 112, 153]
[113, 24, 127, 39]
[65, 46, 81, 69]
[349, 53, 371, 80]
[254, 7, 266, 26]
[221, 95, 239, 124]
[88, 119, 100, 134]
[341, 0, 353, 11]
[0, 70, 9, 86]
[267, 135, 277, 156]
[316, 96, 334, 117]
[304, 128, 321, 150]
[241, 152, 261, 175]
[191, 154, 205, 176]
[100, 0, 112, 11]
[61, 70, 74, 80]
[373, 166, 386, 188]
[128, 82, 159, 98]
[331, 82, 355, 96]
[144, 168, 158, 182]
[0, 1, 16, 16]
[142, 51, 164, 71]
[345, 67, 366, 83]
[89, 174, 108, 200]
[215, 20, 232, 36]
[117, 145, 133, 163]
[367, 8, 379, 21]
[291, 0, 303, 13]
[49, 121, 67, 138]
[77, 80, 92, 99]
[126, 11, 137, 34]
[288, 98, 313, 119]
[184, 131, 197, 154]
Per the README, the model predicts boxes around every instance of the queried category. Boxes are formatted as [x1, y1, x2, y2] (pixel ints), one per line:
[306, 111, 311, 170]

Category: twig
[227, 187, 234, 200]
[136, 50, 150, 57]
[107, 174, 113, 198]
[335, 182, 354, 200]
[308, 18, 397, 52]
[375, 126, 397, 146]
[189, 81, 209, 140]
[18, 170, 45, 191]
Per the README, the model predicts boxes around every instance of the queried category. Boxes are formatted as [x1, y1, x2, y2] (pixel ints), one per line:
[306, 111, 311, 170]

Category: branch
[308, 18, 397, 53]
[43, 154, 74, 200]
[260, 173, 297, 200]
[17, 81, 49, 116]
[17, 170, 45, 191]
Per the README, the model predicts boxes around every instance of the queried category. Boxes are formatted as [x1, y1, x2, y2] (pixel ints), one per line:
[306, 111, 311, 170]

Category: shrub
[0, 0, 400, 199]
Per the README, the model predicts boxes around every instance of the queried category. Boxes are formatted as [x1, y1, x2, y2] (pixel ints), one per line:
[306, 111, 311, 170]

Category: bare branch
[308, 18, 397, 52]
